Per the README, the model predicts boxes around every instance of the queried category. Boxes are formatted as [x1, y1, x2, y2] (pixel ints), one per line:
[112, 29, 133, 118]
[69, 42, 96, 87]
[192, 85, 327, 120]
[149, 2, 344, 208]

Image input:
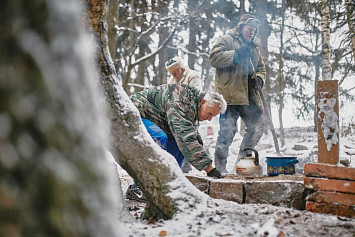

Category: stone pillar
[317, 80, 339, 165]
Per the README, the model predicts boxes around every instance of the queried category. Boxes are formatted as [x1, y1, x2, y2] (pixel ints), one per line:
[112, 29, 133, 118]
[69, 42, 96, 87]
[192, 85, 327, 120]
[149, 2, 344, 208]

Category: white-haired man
[165, 57, 202, 90]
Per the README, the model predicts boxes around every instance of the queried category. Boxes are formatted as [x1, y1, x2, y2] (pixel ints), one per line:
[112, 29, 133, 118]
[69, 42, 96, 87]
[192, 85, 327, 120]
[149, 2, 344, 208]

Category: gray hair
[203, 91, 227, 114]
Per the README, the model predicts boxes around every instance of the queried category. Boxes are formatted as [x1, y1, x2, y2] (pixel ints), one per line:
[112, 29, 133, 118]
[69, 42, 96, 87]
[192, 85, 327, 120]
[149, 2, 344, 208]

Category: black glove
[235, 45, 252, 59]
[250, 76, 264, 89]
[207, 168, 222, 178]
[196, 134, 204, 146]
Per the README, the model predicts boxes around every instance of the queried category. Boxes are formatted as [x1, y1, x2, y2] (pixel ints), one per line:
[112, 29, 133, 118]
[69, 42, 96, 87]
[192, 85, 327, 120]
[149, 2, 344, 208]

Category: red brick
[306, 201, 355, 218]
[304, 177, 355, 193]
[306, 191, 355, 206]
[209, 180, 244, 203]
[304, 163, 355, 180]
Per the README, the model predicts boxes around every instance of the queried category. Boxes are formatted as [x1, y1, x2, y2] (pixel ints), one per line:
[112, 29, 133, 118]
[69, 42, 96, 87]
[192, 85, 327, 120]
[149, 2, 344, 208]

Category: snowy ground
[117, 118, 355, 236]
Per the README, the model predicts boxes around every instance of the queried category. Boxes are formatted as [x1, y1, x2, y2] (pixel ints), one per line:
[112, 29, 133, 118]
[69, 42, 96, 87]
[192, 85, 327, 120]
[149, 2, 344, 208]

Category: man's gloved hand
[250, 76, 264, 89]
[207, 168, 222, 178]
[235, 45, 252, 59]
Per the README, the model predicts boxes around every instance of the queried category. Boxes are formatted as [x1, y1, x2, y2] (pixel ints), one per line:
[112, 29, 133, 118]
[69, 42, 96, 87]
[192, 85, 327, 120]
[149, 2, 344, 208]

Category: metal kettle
[235, 148, 263, 177]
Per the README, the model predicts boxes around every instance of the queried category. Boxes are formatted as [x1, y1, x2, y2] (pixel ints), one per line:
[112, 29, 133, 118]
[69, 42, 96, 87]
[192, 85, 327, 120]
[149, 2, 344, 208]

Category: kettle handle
[244, 147, 259, 166]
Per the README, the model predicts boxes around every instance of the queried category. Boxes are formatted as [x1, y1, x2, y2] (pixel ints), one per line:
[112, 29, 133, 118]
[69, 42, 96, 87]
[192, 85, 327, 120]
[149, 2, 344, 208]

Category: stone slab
[209, 180, 244, 204]
[306, 201, 355, 218]
[186, 175, 305, 210]
[244, 181, 305, 210]
[304, 163, 355, 181]
[186, 175, 209, 194]
[306, 191, 355, 206]
[304, 177, 355, 194]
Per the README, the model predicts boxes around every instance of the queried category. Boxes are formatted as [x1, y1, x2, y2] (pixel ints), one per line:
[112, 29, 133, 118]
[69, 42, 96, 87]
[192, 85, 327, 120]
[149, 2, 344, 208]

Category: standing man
[126, 84, 227, 202]
[165, 57, 203, 173]
[209, 14, 266, 174]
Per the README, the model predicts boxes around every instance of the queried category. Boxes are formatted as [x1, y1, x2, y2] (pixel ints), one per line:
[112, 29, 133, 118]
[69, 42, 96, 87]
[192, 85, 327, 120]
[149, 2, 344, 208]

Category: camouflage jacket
[130, 84, 212, 171]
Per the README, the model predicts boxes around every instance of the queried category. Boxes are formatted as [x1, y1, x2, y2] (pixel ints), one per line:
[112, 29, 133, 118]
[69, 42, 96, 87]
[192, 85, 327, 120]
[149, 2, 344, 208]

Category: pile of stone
[304, 163, 355, 218]
[186, 174, 305, 210]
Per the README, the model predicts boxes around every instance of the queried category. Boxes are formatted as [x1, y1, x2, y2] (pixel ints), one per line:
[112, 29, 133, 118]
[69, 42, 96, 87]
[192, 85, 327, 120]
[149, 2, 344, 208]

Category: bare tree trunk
[321, 0, 332, 81]
[239, 0, 246, 15]
[134, 0, 149, 93]
[157, 0, 170, 86]
[187, 0, 197, 69]
[89, 0, 203, 220]
[108, 0, 119, 58]
[345, 0, 355, 60]
[122, 0, 136, 92]
[201, 13, 214, 91]
[277, 0, 286, 147]
[314, 31, 321, 132]
[254, 0, 271, 135]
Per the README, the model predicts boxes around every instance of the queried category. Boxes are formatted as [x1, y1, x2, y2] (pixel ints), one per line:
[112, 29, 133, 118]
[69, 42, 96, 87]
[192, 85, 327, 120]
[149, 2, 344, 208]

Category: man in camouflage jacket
[209, 14, 266, 173]
[130, 84, 226, 177]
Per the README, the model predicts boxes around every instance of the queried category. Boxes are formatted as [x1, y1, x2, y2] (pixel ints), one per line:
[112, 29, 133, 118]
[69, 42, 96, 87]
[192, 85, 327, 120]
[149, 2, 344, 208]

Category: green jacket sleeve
[166, 102, 212, 171]
[209, 36, 235, 69]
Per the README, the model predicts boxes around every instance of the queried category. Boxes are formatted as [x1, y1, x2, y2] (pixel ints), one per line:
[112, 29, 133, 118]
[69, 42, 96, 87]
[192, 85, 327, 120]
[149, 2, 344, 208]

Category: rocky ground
[119, 167, 355, 237]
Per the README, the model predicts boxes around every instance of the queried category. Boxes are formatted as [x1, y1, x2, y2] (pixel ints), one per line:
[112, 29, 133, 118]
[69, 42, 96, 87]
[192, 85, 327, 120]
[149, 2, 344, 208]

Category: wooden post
[317, 80, 339, 165]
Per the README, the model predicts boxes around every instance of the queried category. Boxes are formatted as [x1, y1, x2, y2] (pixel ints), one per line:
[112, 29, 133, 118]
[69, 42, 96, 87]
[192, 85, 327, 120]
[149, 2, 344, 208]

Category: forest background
[106, 0, 355, 141]
[1, 0, 355, 236]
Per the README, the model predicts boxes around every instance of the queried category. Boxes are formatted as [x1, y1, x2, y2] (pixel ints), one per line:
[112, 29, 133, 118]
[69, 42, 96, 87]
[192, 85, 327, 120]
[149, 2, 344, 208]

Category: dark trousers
[214, 99, 264, 171]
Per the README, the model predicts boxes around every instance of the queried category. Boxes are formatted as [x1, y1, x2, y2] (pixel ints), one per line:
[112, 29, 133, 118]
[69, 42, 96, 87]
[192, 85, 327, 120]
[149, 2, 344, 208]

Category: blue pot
[266, 157, 299, 176]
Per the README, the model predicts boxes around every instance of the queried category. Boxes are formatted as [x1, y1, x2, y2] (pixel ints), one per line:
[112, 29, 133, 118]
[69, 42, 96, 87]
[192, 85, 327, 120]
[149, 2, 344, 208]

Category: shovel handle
[248, 59, 281, 156]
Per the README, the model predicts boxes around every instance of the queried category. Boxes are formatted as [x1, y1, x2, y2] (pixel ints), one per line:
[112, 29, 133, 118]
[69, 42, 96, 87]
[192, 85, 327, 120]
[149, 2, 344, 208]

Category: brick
[209, 180, 244, 203]
[304, 177, 355, 194]
[306, 201, 355, 218]
[304, 163, 355, 180]
[244, 181, 305, 210]
[185, 175, 209, 194]
[306, 191, 355, 206]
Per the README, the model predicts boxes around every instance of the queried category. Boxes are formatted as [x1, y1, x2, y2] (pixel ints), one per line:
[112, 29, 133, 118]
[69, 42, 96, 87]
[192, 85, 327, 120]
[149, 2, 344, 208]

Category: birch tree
[345, 0, 355, 60]
[277, 0, 286, 147]
[321, 0, 332, 80]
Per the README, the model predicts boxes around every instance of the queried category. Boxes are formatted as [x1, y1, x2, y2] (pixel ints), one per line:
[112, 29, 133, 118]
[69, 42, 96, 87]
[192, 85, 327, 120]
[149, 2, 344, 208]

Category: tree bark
[345, 0, 355, 61]
[1, 0, 122, 236]
[108, 0, 119, 58]
[254, 0, 271, 135]
[157, 0, 170, 86]
[321, 0, 332, 80]
[277, 0, 286, 147]
[314, 31, 322, 132]
[187, 0, 197, 69]
[134, 0, 149, 93]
